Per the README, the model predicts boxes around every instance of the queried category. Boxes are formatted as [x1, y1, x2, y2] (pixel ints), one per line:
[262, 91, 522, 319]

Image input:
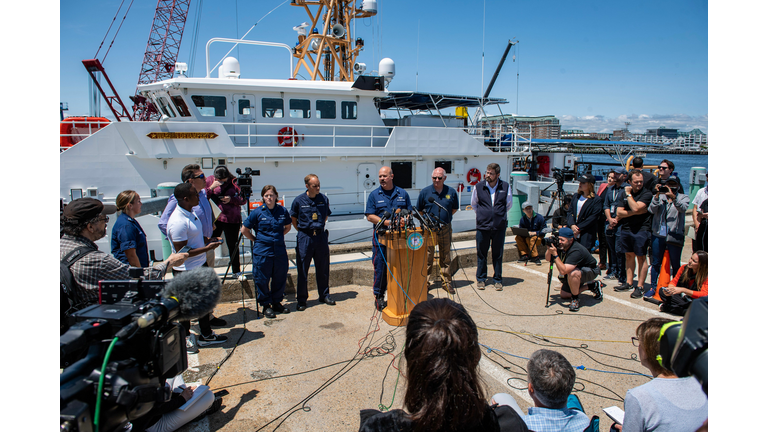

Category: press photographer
[61, 198, 189, 334]
[544, 227, 602, 312]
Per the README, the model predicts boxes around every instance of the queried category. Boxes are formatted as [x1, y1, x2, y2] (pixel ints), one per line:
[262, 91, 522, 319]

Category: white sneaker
[186, 335, 199, 353]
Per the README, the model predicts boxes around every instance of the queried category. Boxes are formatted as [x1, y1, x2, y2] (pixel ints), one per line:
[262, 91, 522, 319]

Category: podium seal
[406, 232, 424, 251]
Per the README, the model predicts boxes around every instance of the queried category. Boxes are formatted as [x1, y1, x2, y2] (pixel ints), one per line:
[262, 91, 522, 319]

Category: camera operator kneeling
[544, 227, 602, 312]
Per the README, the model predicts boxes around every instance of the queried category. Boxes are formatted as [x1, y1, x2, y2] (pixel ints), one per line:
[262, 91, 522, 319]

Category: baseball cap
[577, 173, 595, 184]
[614, 167, 629, 176]
[665, 175, 680, 184]
[558, 227, 574, 239]
[522, 201, 533, 209]
[63, 197, 117, 222]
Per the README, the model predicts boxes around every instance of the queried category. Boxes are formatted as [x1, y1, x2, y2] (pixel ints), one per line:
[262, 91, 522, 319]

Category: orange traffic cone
[653, 250, 671, 301]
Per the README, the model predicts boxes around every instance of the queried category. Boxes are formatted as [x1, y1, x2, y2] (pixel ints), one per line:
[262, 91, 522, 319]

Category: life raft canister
[277, 127, 299, 147]
[466, 168, 482, 186]
[60, 117, 110, 147]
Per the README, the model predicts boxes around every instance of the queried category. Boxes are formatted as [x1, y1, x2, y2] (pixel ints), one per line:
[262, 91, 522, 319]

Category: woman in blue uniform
[240, 185, 293, 319]
[111, 190, 150, 267]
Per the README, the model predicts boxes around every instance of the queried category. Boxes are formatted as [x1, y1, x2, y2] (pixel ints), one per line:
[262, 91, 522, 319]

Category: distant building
[646, 127, 679, 140]
[613, 129, 633, 141]
[479, 114, 561, 139]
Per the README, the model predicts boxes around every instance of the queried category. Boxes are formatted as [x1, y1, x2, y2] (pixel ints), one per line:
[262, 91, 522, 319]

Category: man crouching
[544, 227, 602, 312]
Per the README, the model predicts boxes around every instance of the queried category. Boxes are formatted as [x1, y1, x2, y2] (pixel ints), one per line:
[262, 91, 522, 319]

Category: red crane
[83, 0, 191, 122]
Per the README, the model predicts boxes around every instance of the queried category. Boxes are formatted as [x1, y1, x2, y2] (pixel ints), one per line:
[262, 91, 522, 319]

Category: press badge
[658, 224, 667, 237]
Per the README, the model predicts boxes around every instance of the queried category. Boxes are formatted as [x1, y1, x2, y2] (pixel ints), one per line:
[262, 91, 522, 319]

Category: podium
[378, 228, 434, 326]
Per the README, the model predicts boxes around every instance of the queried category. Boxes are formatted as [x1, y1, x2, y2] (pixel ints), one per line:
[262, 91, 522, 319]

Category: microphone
[137, 267, 222, 328]
[374, 210, 391, 232]
[428, 197, 450, 214]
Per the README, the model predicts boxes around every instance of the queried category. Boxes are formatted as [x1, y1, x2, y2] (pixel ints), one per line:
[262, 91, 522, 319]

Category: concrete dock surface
[176, 237, 694, 432]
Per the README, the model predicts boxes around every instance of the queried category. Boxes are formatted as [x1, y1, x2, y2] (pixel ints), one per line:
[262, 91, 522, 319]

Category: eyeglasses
[98, 215, 109, 223]
[432, 176, 444, 180]
[659, 166, 670, 170]
[631, 337, 639, 347]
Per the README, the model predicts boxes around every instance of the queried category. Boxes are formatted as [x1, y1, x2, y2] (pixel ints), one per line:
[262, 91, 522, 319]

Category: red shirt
[670, 266, 708, 298]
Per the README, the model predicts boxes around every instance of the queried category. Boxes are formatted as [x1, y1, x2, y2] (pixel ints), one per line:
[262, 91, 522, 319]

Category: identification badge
[658, 224, 667, 237]
[445, 194, 451, 200]
[611, 204, 617, 216]
[312, 213, 318, 221]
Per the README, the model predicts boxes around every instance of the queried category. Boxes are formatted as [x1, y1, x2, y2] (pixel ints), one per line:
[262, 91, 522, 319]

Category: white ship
[60, 0, 577, 258]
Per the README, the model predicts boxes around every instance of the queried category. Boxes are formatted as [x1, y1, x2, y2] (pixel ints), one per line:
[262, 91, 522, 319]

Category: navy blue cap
[558, 227, 574, 239]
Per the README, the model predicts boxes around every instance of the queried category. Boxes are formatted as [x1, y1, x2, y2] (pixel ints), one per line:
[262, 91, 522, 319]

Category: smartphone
[178, 245, 191, 254]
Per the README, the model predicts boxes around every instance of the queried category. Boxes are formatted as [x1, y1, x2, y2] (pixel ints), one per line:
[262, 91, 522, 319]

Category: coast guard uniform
[290, 192, 332, 305]
[242, 204, 292, 307]
[365, 186, 412, 298]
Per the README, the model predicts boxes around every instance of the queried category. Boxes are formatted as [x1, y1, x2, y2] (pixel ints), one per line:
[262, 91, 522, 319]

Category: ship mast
[290, 0, 377, 81]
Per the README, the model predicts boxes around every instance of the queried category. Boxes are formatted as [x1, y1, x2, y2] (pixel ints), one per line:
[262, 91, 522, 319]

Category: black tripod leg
[545, 255, 556, 308]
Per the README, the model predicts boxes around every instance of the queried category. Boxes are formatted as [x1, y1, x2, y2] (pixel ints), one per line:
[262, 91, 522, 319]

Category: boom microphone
[162, 266, 222, 321]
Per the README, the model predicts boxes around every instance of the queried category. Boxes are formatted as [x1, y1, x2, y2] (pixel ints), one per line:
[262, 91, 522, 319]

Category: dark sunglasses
[432, 176, 444, 180]
[659, 166, 670, 170]
[195, 173, 206, 179]
[631, 337, 639, 347]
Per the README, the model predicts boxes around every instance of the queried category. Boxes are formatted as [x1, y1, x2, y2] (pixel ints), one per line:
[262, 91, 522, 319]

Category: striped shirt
[61, 235, 169, 305]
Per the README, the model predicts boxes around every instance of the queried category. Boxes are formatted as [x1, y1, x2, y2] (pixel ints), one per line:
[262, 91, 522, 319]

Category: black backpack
[60, 245, 96, 334]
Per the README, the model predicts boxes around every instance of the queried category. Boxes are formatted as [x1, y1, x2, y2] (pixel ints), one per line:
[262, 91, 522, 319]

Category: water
[575, 153, 708, 193]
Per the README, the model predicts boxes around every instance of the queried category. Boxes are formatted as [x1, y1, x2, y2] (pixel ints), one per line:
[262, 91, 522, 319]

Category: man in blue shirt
[492, 349, 589, 432]
[416, 168, 458, 294]
[290, 174, 335, 311]
[365, 166, 412, 311]
[470, 163, 513, 291]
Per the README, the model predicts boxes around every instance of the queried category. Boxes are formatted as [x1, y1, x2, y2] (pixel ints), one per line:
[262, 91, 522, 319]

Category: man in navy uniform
[365, 166, 413, 311]
[417, 167, 459, 294]
[290, 174, 335, 311]
[471, 163, 513, 291]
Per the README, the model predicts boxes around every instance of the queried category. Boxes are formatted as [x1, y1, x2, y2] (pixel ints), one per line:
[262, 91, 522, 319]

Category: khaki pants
[426, 225, 453, 286]
[515, 235, 541, 258]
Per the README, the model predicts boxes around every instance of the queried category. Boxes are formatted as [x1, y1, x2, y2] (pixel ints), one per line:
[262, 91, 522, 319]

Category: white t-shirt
[167, 205, 206, 271]
[576, 195, 588, 218]
[691, 185, 708, 209]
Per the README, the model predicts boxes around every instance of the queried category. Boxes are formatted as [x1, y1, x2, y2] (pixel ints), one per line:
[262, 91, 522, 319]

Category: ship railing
[60, 120, 111, 152]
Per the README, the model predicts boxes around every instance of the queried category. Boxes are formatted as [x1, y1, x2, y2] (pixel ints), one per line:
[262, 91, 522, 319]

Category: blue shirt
[416, 185, 459, 224]
[524, 406, 590, 432]
[365, 186, 412, 220]
[158, 190, 214, 238]
[110, 212, 149, 267]
[290, 193, 332, 232]
[242, 205, 291, 256]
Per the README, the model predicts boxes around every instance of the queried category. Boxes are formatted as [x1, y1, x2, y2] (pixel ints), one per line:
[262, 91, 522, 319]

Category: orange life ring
[457, 182, 465, 192]
[277, 127, 298, 147]
[466, 168, 482, 186]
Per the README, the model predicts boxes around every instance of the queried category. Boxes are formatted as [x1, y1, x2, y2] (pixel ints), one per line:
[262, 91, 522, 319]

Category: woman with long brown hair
[358, 298, 527, 432]
[659, 251, 708, 315]
[206, 165, 245, 274]
[566, 174, 603, 251]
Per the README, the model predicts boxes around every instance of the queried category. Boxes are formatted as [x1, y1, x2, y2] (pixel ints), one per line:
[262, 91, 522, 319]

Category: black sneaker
[375, 296, 386, 311]
[630, 287, 644, 299]
[296, 303, 307, 311]
[198, 332, 227, 347]
[532, 258, 542, 265]
[263, 307, 276, 319]
[209, 316, 227, 327]
[614, 282, 633, 292]
[590, 281, 604, 301]
[192, 396, 223, 422]
[569, 297, 580, 312]
[517, 255, 529, 263]
[272, 303, 290, 314]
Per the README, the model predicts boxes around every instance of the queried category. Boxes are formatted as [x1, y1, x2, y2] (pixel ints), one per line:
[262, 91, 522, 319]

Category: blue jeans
[650, 235, 683, 288]
[605, 226, 626, 283]
[476, 228, 505, 284]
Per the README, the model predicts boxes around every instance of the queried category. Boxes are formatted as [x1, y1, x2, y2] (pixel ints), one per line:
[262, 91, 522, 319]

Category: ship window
[289, 99, 311, 118]
[316, 100, 336, 119]
[435, 161, 452, 174]
[157, 97, 176, 118]
[171, 96, 191, 116]
[391, 162, 413, 189]
[262, 98, 284, 118]
[341, 101, 357, 119]
[191, 95, 227, 117]
[238, 99, 251, 115]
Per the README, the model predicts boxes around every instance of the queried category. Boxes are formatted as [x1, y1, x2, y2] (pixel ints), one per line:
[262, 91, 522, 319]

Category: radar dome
[379, 58, 395, 83]
[219, 57, 241, 79]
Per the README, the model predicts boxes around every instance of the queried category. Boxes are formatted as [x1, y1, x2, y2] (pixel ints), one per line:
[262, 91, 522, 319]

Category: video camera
[235, 167, 260, 199]
[658, 297, 708, 395]
[541, 228, 559, 247]
[551, 167, 576, 187]
[61, 267, 221, 432]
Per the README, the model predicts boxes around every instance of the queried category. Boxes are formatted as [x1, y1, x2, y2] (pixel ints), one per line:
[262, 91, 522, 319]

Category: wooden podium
[378, 228, 434, 326]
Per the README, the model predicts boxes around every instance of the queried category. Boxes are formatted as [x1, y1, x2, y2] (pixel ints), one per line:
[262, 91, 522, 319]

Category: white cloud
[560, 114, 708, 134]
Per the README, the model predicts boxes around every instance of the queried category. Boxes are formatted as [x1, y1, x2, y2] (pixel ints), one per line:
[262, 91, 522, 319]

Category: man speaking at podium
[417, 167, 459, 294]
[365, 166, 412, 311]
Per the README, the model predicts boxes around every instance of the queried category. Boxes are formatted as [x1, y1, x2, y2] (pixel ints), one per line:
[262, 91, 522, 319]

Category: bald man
[417, 167, 459, 294]
[365, 166, 413, 311]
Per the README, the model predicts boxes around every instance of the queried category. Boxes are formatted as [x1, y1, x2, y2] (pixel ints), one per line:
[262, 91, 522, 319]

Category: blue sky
[59, 0, 708, 133]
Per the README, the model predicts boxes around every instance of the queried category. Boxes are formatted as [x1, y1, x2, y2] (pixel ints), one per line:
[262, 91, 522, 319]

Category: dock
[173, 217, 699, 432]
